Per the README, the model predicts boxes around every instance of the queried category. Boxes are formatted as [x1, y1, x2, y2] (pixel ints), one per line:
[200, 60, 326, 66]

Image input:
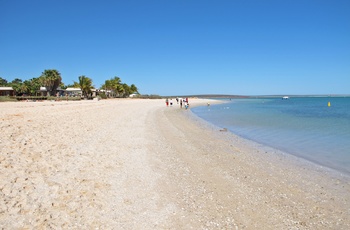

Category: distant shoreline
[162, 94, 350, 99]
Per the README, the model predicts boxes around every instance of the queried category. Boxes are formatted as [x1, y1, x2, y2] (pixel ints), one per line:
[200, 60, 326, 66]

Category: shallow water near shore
[192, 97, 350, 175]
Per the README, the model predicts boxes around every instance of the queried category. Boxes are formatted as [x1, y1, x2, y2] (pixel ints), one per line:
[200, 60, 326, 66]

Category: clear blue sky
[1, 0, 349, 96]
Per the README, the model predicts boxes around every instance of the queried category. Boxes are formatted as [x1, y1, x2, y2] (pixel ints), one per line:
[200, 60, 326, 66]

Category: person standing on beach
[165, 98, 169, 106]
[180, 99, 183, 108]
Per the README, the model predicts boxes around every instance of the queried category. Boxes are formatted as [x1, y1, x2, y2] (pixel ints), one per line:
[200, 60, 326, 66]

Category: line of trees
[0, 69, 139, 98]
[100, 76, 138, 98]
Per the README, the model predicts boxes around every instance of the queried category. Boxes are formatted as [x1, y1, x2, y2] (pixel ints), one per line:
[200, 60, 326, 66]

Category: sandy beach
[1, 98, 349, 229]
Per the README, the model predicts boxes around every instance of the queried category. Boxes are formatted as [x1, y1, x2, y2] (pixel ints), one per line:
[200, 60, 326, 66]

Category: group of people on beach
[165, 97, 189, 109]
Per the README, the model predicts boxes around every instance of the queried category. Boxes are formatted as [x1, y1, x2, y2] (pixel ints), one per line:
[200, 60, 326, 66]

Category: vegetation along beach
[1, 98, 349, 229]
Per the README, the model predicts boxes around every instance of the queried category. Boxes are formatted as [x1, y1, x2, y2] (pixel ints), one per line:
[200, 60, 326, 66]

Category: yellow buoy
[328, 102, 331, 107]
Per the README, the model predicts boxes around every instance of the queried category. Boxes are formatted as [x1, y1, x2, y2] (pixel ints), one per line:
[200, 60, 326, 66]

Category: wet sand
[1, 98, 349, 229]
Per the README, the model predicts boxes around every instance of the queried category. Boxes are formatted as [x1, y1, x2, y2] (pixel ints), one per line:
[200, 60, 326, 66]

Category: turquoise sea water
[192, 97, 350, 174]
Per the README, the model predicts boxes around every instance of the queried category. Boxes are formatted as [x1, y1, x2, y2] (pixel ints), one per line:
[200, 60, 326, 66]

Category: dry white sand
[0, 98, 349, 229]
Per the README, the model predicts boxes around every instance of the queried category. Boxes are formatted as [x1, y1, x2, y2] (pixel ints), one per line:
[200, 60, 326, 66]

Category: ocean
[191, 97, 350, 174]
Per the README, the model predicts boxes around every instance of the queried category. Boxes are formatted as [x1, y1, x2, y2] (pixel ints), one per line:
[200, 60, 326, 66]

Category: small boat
[282, 96, 289, 100]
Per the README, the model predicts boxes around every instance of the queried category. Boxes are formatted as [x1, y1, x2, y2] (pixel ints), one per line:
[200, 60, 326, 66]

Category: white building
[65, 88, 82, 97]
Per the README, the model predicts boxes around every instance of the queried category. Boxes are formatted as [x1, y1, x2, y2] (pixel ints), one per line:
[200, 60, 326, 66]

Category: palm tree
[8, 78, 25, 96]
[105, 79, 113, 97]
[121, 84, 130, 97]
[110, 76, 121, 97]
[101, 76, 122, 98]
[130, 84, 139, 94]
[100, 76, 139, 98]
[10, 83, 27, 96]
[39, 69, 62, 96]
[75, 75, 93, 98]
[24, 78, 41, 96]
[101, 80, 110, 97]
[116, 84, 125, 97]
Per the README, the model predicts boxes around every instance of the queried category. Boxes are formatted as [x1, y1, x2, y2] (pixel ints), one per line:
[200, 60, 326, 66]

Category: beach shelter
[0, 87, 15, 96]
[65, 87, 82, 97]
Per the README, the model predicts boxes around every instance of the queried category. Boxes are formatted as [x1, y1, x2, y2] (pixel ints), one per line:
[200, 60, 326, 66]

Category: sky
[0, 0, 349, 96]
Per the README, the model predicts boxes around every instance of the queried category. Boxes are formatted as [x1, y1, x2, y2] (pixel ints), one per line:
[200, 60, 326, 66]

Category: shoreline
[189, 105, 350, 180]
[189, 98, 350, 178]
[1, 98, 349, 228]
[159, 98, 350, 227]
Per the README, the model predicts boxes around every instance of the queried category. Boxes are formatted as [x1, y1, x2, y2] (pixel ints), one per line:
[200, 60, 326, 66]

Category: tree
[10, 84, 26, 96]
[101, 76, 139, 98]
[75, 75, 93, 98]
[130, 84, 139, 94]
[101, 79, 112, 97]
[110, 77, 121, 97]
[11, 78, 23, 84]
[8, 78, 24, 95]
[39, 69, 62, 96]
[24, 78, 41, 95]
[65, 83, 75, 89]
[121, 83, 130, 97]
[0, 77, 8, 86]
[116, 84, 124, 97]
[59, 81, 66, 89]
[101, 76, 122, 98]
[6, 78, 41, 96]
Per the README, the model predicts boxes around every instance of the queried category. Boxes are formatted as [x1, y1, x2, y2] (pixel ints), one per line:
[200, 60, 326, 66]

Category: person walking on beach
[180, 99, 183, 108]
[165, 98, 169, 106]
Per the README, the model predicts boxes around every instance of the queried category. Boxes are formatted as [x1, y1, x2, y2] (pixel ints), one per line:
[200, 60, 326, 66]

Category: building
[39, 87, 66, 96]
[129, 93, 139, 98]
[65, 88, 82, 97]
[38, 86, 48, 96]
[0, 87, 15, 96]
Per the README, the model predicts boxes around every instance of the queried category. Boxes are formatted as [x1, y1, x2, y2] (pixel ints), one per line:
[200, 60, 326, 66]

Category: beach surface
[1, 98, 349, 229]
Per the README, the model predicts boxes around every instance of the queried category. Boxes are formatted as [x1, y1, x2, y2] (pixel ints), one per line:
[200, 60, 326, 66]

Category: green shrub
[137, 94, 162, 99]
[98, 92, 107, 99]
[16, 96, 48, 101]
[0, 96, 18, 102]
